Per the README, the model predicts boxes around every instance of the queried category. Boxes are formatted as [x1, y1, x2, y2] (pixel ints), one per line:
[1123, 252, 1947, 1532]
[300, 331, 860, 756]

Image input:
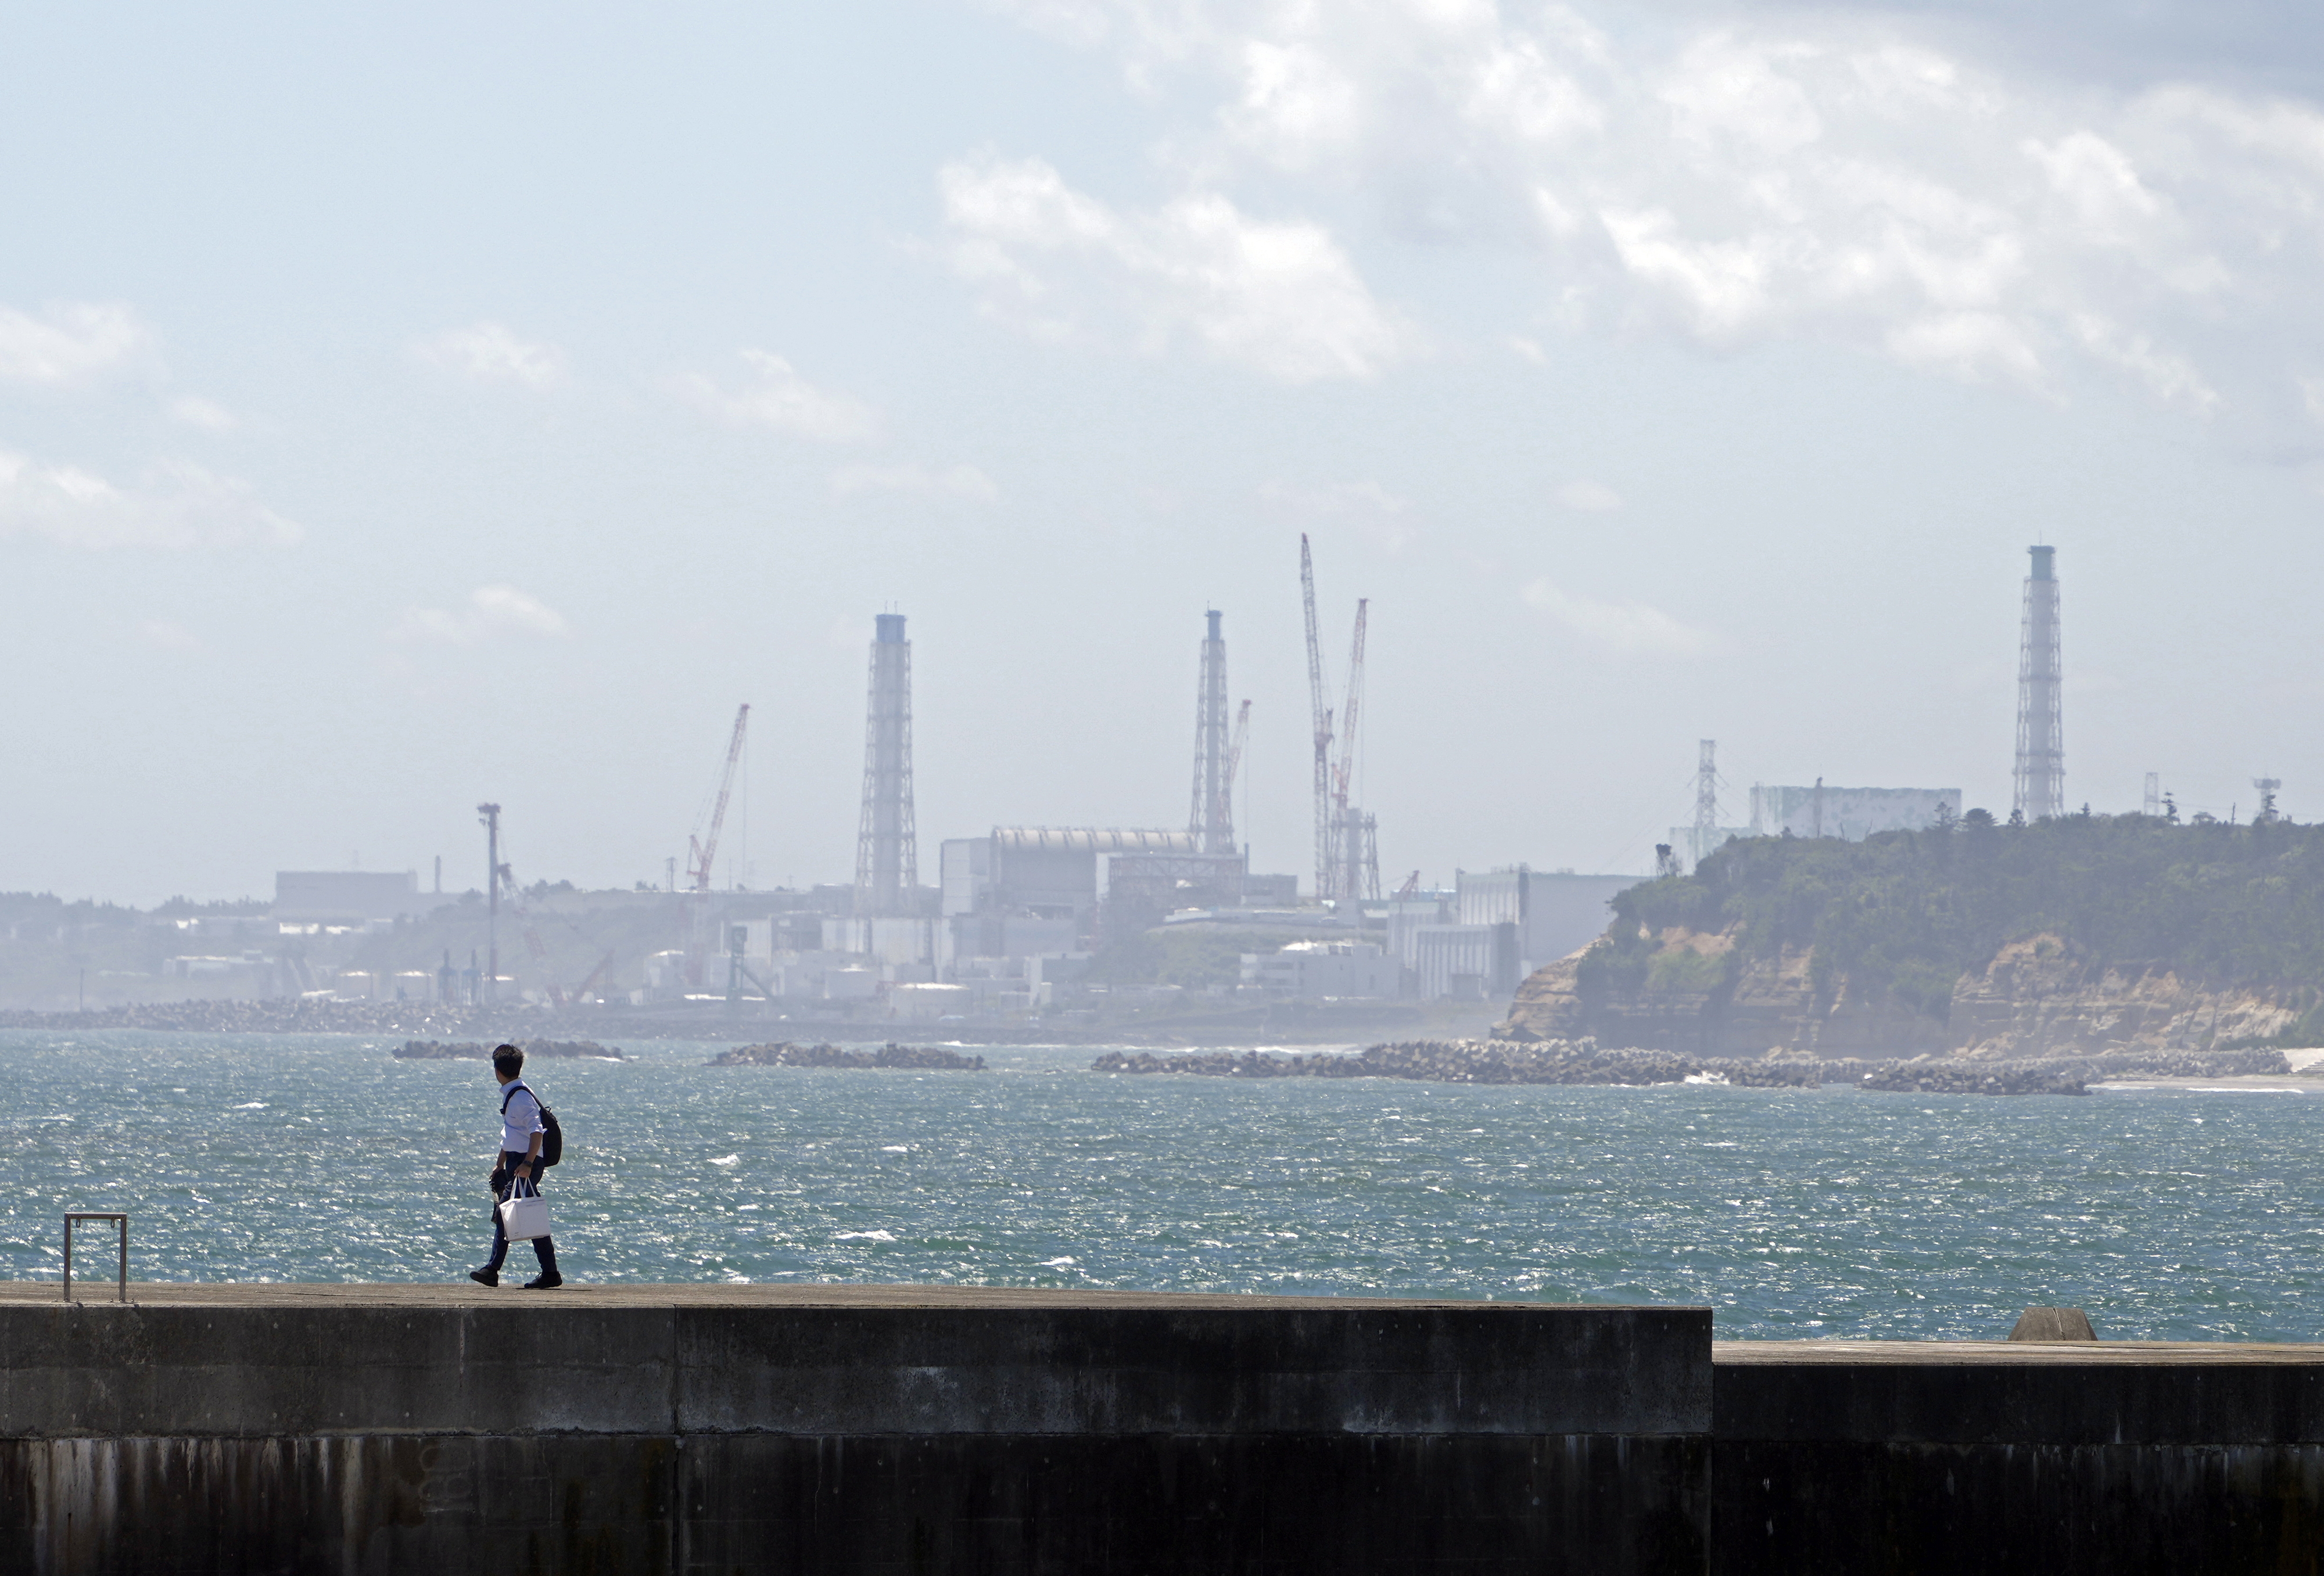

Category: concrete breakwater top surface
[10, 1029, 2324, 1344]
[0, 1280, 1524, 1309]
[9, 1277, 2320, 1363]
[8, 1278, 2322, 1364]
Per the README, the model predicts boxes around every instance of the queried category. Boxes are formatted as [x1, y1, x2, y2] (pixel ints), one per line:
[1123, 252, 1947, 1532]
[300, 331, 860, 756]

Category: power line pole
[1693, 741, 1719, 864]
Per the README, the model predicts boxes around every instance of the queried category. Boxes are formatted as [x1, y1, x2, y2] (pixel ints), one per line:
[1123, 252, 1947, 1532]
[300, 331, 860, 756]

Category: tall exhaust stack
[1189, 609, 1235, 856]
[854, 613, 918, 917]
[2014, 545, 2064, 821]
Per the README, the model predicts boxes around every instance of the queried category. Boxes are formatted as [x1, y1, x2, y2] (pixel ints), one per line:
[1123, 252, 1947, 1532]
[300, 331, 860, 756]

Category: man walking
[469, 1044, 563, 1289]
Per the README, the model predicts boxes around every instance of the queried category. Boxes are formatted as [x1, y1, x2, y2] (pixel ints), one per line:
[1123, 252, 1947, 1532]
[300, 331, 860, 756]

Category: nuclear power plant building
[1748, 785, 1962, 841]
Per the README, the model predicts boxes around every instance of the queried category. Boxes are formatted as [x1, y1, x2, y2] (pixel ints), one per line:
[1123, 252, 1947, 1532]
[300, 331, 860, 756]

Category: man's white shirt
[499, 1082, 543, 1155]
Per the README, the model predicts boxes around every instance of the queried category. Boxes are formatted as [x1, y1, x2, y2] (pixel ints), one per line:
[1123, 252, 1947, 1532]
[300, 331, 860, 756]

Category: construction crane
[568, 948, 618, 1006]
[1334, 599, 1375, 902]
[1222, 699, 1252, 810]
[1334, 602, 1368, 808]
[688, 703, 751, 893]
[1395, 870, 1419, 902]
[682, 705, 751, 991]
[488, 853, 561, 1003]
[1300, 535, 1335, 901]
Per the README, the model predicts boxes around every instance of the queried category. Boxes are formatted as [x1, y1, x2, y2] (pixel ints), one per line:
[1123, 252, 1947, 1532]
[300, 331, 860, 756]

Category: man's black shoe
[523, 1272, 564, 1290]
[468, 1269, 499, 1287]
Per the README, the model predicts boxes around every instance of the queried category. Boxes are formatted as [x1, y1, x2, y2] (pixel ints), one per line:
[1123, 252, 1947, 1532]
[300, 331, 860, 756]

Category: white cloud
[669, 351, 880, 443]
[994, 2, 2324, 439]
[830, 462, 1000, 501]
[412, 322, 567, 389]
[1556, 480, 1623, 512]
[167, 396, 239, 432]
[0, 450, 300, 550]
[393, 585, 569, 645]
[939, 153, 1414, 382]
[1522, 577, 1708, 654]
[140, 620, 201, 652]
[1260, 478, 1413, 549]
[1884, 311, 2046, 388]
[0, 301, 150, 386]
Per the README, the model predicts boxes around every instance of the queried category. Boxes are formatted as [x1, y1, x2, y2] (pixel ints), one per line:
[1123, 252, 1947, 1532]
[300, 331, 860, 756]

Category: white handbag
[497, 1182, 552, 1241]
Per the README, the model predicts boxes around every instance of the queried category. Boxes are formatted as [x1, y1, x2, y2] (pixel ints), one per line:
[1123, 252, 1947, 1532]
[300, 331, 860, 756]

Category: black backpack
[501, 1080, 564, 1168]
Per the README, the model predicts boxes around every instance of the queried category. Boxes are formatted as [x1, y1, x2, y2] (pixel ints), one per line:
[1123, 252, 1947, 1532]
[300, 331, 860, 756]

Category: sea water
[4, 1029, 2320, 1341]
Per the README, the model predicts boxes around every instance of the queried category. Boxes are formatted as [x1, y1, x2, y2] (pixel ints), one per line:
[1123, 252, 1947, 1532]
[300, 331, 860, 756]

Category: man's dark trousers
[483, 1149, 560, 1278]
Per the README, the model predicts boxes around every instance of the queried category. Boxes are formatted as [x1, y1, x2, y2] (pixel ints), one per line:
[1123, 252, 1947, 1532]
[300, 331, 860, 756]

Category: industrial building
[1668, 739, 1962, 869]
[1747, 785, 1961, 841]
[1241, 939, 1398, 998]
[272, 871, 435, 925]
[937, 827, 1242, 960]
[1382, 868, 1636, 1001]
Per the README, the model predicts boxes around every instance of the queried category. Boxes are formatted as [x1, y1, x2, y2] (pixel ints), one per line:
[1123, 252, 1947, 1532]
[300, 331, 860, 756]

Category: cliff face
[1945, 935, 2303, 1057]
[1501, 930, 2305, 1059]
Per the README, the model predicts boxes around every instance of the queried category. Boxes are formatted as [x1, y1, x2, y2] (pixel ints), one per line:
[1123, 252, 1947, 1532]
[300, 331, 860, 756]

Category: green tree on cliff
[1575, 814, 2324, 1033]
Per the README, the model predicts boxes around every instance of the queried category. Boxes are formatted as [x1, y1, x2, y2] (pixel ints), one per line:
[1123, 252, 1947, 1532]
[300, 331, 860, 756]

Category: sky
[6, 0, 2324, 905]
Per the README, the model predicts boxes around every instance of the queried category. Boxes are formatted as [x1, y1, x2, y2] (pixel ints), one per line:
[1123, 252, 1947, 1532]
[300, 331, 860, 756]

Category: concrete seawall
[0, 1284, 1710, 1574]
[1716, 1339, 2324, 1575]
[15, 1284, 2324, 1574]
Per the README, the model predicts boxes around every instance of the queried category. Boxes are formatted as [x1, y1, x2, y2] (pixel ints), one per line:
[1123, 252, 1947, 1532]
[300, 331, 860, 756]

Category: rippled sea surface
[5, 1029, 2322, 1340]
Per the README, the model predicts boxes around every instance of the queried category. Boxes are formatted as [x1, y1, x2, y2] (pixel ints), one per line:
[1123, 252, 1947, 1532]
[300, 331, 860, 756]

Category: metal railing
[63, 1213, 127, 1303]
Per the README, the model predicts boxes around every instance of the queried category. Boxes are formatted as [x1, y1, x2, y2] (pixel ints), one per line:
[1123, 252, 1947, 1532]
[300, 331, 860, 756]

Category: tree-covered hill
[1577, 812, 2324, 1033]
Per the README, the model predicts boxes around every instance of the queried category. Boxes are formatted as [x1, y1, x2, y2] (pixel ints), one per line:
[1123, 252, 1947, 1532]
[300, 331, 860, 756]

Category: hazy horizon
[8, 0, 2324, 906]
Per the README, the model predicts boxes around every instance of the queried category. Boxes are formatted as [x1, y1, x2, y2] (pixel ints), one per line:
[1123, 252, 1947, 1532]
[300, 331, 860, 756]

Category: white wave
[231, 1101, 267, 1110]
[835, 1229, 896, 1243]
[709, 1154, 740, 1166]
[1039, 1255, 1078, 1268]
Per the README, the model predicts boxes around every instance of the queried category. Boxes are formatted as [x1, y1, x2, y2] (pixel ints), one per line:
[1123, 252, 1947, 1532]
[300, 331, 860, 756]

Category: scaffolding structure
[1188, 609, 1236, 856]
[2013, 545, 2064, 821]
[854, 613, 919, 917]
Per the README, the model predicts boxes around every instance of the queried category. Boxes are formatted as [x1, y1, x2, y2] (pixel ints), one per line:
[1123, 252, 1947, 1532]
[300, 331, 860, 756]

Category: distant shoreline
[0, 996, 1501, 1048]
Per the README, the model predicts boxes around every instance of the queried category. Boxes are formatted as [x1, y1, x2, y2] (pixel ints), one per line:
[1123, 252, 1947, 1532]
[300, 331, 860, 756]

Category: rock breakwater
[1092, 1040, 2292, 1095]
[708, 1042, 986, 1070]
